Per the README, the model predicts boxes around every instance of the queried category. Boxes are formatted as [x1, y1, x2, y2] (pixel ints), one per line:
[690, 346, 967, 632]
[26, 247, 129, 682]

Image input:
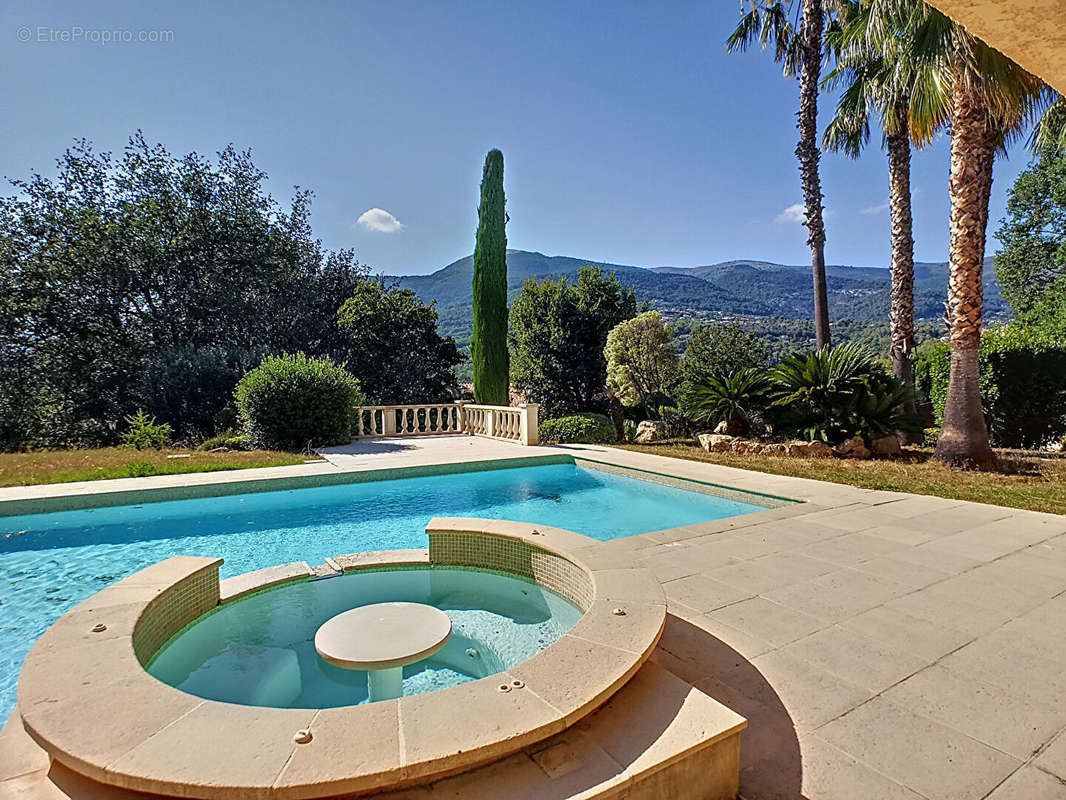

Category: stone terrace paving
[3, 435, 1066, 799]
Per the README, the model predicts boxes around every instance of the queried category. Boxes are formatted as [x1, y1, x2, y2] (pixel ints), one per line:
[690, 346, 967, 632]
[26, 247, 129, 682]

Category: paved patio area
[3, 435, 1066, 799]
[322, 437, 1066, 799]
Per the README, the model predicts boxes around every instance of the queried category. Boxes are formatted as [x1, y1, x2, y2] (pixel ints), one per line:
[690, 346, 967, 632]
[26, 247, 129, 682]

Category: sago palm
[863, 0, 1050, 470]
[728, 0, 833, 348]
[822, 0, 918, 407]
[685, 368, 771, 435]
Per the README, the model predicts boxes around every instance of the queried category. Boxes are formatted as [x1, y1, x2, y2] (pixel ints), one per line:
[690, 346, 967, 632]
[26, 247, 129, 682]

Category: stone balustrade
[353, 402, 539, 445]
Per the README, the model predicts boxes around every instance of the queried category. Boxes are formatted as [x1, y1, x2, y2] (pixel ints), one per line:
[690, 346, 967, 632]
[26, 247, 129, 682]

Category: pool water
[148, 567, 582, 707]
[0, 462, 768, 716]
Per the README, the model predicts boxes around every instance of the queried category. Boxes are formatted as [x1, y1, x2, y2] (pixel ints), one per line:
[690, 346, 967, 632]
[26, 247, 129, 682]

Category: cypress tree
[471, 149, 510, 405]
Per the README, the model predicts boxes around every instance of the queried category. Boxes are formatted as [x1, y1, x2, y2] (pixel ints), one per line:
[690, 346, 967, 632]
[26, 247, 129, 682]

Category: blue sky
[0, 0, 1037, 275]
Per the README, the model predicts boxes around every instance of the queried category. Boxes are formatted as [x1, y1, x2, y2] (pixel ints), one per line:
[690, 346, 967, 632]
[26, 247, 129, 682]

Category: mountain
[388, 250, 1006, 341]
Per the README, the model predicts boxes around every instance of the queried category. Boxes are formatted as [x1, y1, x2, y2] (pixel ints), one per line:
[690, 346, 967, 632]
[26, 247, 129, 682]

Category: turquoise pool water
[148, 567, 582, 707]
[0, 461, 768, 717]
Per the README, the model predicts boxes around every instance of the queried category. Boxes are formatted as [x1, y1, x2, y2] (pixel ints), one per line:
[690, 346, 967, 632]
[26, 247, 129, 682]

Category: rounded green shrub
[539, 413, 616, 444]
[235, 353, 364, 451]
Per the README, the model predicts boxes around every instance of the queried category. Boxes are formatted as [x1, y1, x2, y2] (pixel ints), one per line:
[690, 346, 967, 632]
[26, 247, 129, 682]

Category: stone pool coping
[16, 519, 667, 799]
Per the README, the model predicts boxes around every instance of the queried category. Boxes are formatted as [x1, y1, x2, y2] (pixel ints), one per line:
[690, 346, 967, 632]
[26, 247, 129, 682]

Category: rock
[761, 443, 787, 457]
[786, 440, 833, 459]
[634, 420, 668, 443]
[870, 434, 901, 456]
[730, 439, 763, 455]
[713, 420, 730, 434]
[834, 435, 871, 459]
[698, 433, 735, 453]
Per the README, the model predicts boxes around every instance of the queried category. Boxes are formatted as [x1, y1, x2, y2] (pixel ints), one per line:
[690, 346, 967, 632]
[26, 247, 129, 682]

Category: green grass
[614, 443, 1066, 515]
[0, 447, 309, 488]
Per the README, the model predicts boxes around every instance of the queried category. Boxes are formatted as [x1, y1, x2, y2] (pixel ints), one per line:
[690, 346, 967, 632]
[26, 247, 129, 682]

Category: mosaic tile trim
[428, 531, 594, 611]
[574, 458, 795, 508]
[132, 565, 220, 665]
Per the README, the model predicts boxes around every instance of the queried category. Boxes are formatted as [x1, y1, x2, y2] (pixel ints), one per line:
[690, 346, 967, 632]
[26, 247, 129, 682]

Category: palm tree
[822, 1, 917, 405]
[864, 0, 1048, 469]
[729, 0, 832, 348]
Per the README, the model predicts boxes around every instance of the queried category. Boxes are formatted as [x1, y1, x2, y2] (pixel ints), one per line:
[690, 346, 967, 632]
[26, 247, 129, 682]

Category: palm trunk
[797, 0, 831, 349]
[885, 109, 916, 416]
[933, 80, 997, 470]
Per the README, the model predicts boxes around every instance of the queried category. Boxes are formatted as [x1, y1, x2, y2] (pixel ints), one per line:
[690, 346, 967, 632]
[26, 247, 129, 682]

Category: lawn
[0, 447, 310, 488]
[614, 443, 1066, 515]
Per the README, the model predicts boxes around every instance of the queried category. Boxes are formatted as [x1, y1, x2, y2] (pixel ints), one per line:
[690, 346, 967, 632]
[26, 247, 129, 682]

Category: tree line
[0, 133, 461, 450]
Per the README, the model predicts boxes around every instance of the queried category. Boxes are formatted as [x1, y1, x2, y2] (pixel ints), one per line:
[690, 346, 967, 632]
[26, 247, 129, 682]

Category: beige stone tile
[923, 529, 1028, 563]
[0, 722, 49, 781]
[661, 574, 755, 613]
[750, 648, 872, 731]
[983, 622, 1066, 667]
[986, 766, 1066, 799]
[883, 590, 1014, 638]
[574, 660, 745, 777]
[838, 605, 974, 662]
[273, 703, 401, 796]
[779, 625, 928, 693]
[507, 636, 637, 727]
[818, 696, 1021, 800]
[870, 495, 966, 519]
[108, 703, 315, 795]
[682, 532, 779, 562]
[703, 552, 836, 593]
[400, 673, 564, 780]
[882, 664, 1066, 760]
[858, 522, 942, 546]
[919, 567, 1062, 617]
[707, 596, 829, 648]
[889, 541, 985, 575]
[219, 561, 311, 602]
[793, 532, 908, 566]
[799, 734, 927, 800]
[590, 569, 664, 605]
[1035, 730, 1066, 781]
[994, 550, 1066, 582]
[636, 546, 715, 583]
[848, 553, 953, 590]
[939, 637, 1066, 712]
[683, 613, 775, 660]
[764, 568, 908, 622]
[810, 507, 891, 533]
[566, 599, 665, 655]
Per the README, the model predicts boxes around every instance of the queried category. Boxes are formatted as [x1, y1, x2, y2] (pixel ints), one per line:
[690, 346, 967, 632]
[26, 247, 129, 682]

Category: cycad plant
[685, 368, 771, 436]
[770, 342, 921, 443]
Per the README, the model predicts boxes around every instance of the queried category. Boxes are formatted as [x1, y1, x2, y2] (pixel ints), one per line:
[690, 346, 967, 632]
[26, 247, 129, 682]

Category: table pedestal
[367, 666, 404, 702]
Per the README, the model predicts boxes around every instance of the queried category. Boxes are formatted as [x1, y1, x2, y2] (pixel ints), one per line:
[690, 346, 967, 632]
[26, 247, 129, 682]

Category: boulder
[713, 420, 730, 434]
[698, 433, 735, 453]
[634, 420, 668, 443]
[870, 434, 902, 456]
[834, 435, 871, 459]
[760, 443, 787, 457]
[730, 439, 764, 455]
[786, 440, 833, 459]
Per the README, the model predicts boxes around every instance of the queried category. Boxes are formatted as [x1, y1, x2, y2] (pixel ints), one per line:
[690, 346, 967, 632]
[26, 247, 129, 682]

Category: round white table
[314, 602, 452, 702]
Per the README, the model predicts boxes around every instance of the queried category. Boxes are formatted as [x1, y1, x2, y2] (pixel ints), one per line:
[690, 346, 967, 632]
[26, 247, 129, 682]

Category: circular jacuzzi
[148, 567, 583, 708]
[17, 518, 666, 799]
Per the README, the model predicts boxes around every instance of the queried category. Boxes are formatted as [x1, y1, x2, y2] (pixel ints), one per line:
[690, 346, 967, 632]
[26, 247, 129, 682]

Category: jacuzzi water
[0, 461, 770, 716]
[147, 567, 583, 707]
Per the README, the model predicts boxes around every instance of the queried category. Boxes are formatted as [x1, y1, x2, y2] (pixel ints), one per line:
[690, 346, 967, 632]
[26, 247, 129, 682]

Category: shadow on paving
[651, 614, 804, 800]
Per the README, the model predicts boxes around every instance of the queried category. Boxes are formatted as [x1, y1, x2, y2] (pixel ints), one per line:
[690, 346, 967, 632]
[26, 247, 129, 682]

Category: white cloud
[860, 201, 890, 215]
[356, 207, 404, 233]
[775, 203, 806, 224]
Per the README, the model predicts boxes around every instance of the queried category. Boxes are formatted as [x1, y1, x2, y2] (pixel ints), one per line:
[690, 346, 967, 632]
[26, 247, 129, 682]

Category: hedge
[539, 413, 617, 444]
[914, 325, 1066, 449]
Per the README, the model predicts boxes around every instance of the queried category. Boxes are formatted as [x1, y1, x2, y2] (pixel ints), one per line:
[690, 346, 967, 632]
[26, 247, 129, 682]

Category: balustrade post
[455, 401, 468, 434]
[519, 403, 539, 446]
[382, 407, 397, 436]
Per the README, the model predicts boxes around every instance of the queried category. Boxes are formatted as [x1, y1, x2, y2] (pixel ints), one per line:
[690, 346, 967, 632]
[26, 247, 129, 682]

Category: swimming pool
[0, 461, 770, 717]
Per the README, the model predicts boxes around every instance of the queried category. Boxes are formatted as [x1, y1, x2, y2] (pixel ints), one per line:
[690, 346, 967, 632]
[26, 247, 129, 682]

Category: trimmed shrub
[915, 325, 1066, 449]
[539, 413, 616, 444]
[235, 353, 365, 451]
[197, 428, 250, 451]
[121, 410, 172, 450]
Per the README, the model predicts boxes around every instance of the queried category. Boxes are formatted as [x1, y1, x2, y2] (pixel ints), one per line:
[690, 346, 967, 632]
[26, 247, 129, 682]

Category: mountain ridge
[387, 250, 1005, 339]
